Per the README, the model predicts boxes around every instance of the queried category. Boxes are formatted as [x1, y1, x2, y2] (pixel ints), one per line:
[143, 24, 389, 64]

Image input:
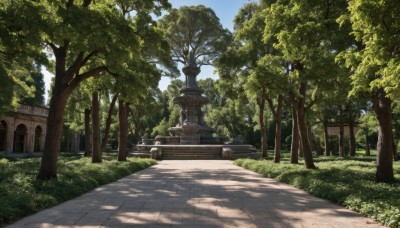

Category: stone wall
[327, 124, 359, 138]
[0, 104, 48, 153]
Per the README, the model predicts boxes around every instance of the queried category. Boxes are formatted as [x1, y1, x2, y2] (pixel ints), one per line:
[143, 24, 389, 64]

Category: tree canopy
[158, 5, 232, 66]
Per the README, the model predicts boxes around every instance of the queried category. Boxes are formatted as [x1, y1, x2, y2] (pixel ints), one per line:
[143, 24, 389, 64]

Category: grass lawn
[0, 153, 156, 226]
[235, 154, 400, 228]
[356, 149, 377, 156]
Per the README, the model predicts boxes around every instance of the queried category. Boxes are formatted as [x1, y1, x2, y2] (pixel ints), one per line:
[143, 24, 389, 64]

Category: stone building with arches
[0, 104, 48, 153]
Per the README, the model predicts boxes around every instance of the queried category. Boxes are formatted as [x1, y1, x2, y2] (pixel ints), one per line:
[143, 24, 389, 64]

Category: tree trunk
[37, 42, 108, 180]
[37, 45, 72, 180]
[65, 135, 71, 152]
[315, 138, 322, 155]
[118, 100, 128, 161]
[297, 82, 315, 169]
[101, 94, 118, 152]
[131, 107, 144, 144]
[324, 120, 330, 156]
[134, 118, 140, 144]
[393, 140, 398, 161]
[38, 91, 69, 179]
[348, 104, 356, 156]
[84, 108, 92, 156]
[339, 104, 345, 157]
[258, 90, 267, 158]
[290, 102, 299, 164]
[307, 124, 314, 153]
[274, 117, 282, 163]
[134, 123, 140, 143]
[92, 91, 102, 163]
[71, 132, 80, 152]
[266, 95, 283, 163]
[373, 89, 394, 183]
[365, 131, 370, 156]
[298, 139, 304, 157]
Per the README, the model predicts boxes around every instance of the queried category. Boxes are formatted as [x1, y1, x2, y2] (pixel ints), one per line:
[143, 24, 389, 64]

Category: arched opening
[34, 126, 42, 152]
[0, 121, 7, 151]
[14, 124, 27, 153]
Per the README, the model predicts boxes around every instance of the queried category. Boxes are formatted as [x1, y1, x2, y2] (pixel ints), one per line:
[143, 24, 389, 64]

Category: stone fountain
[166, 52, 215, 144]
[136, 52, 259, 160]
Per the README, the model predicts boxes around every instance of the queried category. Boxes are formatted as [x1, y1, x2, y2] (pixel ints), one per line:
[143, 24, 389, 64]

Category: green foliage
[151, 118, 169, 136]
[236, 156, 400, 227]
[343, 0, 400, 99]
[151, 79, 182, 136]
[0, 65, 15, 113]
[0, 154, 156, 226]
[357, 149, 377, 156]
[19, 65, 45, 106]
[158, 5, 232, 66]
[0, 0, 47, 112]
[130, 89, 168, 141]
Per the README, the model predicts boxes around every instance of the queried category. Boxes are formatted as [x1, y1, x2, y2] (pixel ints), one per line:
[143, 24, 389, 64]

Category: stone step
[163, 154, 220, 158]
[162, 155, 221, 160]
[162, 152, 220, 156]
[162, 147, 221, 160]
[161, 147, 221, 151]
[162, 151, 220, 154]
[162, 149, 221, 153]
[137, 144, 259, 160]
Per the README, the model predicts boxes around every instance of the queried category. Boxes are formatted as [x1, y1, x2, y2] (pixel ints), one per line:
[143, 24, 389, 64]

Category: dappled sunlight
[9, 160, 382, 227]
[100, 205, 119, 210]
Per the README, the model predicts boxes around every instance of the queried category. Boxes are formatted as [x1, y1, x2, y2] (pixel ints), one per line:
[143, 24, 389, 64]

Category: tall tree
[84, 108, 92, 156]
[348, 103, 357, 156]
[338, 104, 345, 157]
[263, 0, 349, 168]
[290, 105, 299, 163]
[101, 92, 118, 152]
[158, 5, 231, 66]
[216, 2, 285, 158]
[117, 99, 128, 162]
[338, 0, 399, 182]
[5, 0, 172, 179]
[91, 90, 101, 163]
[200, 78, 255, 141]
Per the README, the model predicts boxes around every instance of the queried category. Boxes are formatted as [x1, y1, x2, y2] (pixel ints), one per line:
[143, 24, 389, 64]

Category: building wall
[327, 125, 359, 138]
[0, 105, 48, 153]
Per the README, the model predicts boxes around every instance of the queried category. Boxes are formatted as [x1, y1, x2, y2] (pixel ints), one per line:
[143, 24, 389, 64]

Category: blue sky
[43, 0, 255, 100]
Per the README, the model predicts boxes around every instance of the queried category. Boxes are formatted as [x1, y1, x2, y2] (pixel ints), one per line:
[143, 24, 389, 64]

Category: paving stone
[8, 160, 383, 228]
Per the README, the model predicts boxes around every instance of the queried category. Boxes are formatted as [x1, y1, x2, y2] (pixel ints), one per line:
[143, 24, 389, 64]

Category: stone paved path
[9, 160, 383, 228]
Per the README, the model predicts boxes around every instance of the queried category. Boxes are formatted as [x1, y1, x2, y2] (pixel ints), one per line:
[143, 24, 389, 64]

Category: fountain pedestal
[180, 121, 200, 144]
[136, 52, 260, 160]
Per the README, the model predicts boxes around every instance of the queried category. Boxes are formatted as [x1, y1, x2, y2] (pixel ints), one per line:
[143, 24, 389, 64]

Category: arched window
[34, 126, 43, 152]
[0, 121, 7, 151]
[14, 124, 27, 153]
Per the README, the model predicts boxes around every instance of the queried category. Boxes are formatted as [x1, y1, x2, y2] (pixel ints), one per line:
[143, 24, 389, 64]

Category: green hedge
[235, 157, 400, 227]
[0, 153, 156, 226]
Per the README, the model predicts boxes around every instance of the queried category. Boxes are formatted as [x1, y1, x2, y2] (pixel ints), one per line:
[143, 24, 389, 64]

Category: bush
[235, 156, 400, 227]
[0, 154, 156, 226]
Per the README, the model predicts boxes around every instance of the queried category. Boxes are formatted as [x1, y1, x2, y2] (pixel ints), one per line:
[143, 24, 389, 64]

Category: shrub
[0, 154, 156, 226]
[235, 156, 400, 227]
